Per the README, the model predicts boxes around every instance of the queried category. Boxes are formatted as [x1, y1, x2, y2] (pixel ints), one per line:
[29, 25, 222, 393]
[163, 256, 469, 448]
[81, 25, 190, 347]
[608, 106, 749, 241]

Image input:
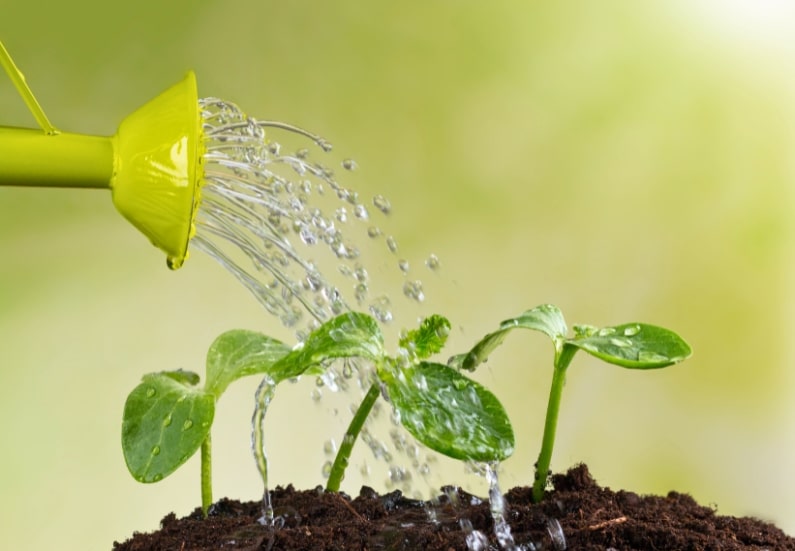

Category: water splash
[251, 375, 277, 525]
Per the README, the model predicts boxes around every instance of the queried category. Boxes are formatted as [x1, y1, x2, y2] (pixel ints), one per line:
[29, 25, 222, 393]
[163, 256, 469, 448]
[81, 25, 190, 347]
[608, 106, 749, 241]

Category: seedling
[122, 331, 293, 514]
[450, 304, 691, 502]
[122, 312, 514, 518]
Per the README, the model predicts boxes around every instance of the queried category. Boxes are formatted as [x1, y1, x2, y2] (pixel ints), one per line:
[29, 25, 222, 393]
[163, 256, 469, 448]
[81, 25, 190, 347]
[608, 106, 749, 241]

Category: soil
[114, 464, 794, 550]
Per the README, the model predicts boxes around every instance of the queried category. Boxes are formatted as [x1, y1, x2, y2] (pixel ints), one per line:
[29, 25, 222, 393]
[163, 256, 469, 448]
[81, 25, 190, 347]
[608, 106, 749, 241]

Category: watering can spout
[1, 39, 202, 269]
[111, 71, 202, 270]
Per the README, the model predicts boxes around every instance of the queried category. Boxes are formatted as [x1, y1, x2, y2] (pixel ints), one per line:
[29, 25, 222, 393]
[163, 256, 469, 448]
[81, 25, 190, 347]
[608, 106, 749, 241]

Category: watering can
[0, 41, 202, 269]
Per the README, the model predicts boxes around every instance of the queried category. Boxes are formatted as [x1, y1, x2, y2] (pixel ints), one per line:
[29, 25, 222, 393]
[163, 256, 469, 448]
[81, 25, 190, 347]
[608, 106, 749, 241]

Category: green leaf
[399, 314, 451, 359]
[457, 304, 567, 371]
[271, 312, 385, 382]
[122, 371, 214, 483]
[380, 361, 514, 462]
[568, 323, 692, 369]
[204, 330, 292, 398]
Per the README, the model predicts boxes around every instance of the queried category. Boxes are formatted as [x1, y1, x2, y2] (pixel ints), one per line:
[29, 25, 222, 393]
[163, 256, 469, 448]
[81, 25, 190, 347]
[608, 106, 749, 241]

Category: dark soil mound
[114, 464, 793, 550]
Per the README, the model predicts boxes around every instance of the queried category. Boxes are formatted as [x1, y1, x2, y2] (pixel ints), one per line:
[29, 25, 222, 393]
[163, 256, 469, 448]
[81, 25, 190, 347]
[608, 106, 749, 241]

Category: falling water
[192, 97, 439, 522]
[193, 98, 432, 339]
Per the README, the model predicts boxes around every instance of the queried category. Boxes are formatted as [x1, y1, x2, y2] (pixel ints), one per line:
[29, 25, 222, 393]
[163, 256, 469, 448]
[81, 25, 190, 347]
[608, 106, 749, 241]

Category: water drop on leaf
[623, 324, 641, 337]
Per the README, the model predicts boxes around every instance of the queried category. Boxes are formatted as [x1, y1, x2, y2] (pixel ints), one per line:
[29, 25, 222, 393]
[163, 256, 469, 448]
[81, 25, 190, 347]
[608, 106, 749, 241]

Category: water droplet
[355, 282, 368, 303]
[162, 414, 173, 427]
[335, 207, 348, 223]
[342, 158, 358, 171]
[369, 295, 393, 323]
[386, 236, 399, 253]
[403, 280, 425, 302]
[573, 324, 598, 337]
[623, 324, 641, 337]
[152, 473, 163, 482]
[354, 204, 369, 220]
[321, 461, 333, 478]
[323, 439, 337, 455]
[372, 194, 392, 215]
[145, 387, 156, 398]
[354, 266, 368, 282]
[329, 328, 346, 342]
[310, 388, 323, 401]
[638, 351, 669, 363]
[151, 445, 161, 456]
[598, 327, 616, 337]
[609, 337, 632, 348]
[398, 259, 410, 273]
[182, 419, 194, 431]
[367, 226, 382, 238]
[425, 254, 441, 271]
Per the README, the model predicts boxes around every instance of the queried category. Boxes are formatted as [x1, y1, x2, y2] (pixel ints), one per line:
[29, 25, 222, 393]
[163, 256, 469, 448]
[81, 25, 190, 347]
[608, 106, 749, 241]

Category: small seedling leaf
[271, 312, 384, 382]
[122, 371, 214, 483]
[381, 361, 515, 462]
[205, 330, 292, 398]
[457, 304, 568, 371]
[568, 323, 692, 369]
[399, 314, 452, 359]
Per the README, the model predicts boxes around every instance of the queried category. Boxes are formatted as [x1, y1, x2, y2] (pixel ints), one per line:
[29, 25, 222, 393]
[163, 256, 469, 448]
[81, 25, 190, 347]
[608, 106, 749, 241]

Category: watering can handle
[0, 40, 114, 189]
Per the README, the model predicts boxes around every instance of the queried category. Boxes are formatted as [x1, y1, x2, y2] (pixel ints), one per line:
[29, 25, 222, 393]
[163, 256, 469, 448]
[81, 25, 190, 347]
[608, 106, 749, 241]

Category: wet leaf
[271, 312, 385, 381]
[381, 361, 514, 462]
[205, 330, 292, 398]
[568, 323, 692, 369]
[399, 314, 451, 359]
[458, 304, 567, 371]
[122, 371, 214, 483]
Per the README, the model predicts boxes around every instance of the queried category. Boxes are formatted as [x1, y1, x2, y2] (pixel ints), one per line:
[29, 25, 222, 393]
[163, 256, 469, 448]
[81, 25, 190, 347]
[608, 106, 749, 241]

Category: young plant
[450, 304, 691, 502]
[122, 311, 514, 519]
[324, 314, 515, 492]
[122, 331, 293, 515]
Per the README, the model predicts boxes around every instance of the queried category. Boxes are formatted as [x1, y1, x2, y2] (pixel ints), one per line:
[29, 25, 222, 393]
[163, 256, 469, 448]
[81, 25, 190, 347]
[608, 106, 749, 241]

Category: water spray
[0, 40, 202, 269]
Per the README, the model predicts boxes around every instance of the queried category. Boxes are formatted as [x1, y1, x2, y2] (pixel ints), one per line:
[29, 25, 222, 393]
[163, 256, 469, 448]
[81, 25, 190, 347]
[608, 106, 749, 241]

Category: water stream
[190, 97, 553, 548]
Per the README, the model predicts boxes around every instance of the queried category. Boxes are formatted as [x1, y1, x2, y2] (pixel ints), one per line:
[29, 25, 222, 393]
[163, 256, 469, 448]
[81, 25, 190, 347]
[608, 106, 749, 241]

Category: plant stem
[326, 383, 380, 492]
[532, 343, 577, 503]
[200, 434, 212, 516]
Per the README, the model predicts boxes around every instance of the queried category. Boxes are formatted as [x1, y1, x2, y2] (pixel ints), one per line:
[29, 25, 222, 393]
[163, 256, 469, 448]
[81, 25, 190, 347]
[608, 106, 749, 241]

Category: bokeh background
[2, 1, 795, 548]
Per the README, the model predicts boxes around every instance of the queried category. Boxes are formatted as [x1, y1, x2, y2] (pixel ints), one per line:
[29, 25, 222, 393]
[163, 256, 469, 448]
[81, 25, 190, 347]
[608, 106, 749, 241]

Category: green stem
[532, 343, 577, 502]
[200, 434, 212, 516]
[326, 382, 380, 492]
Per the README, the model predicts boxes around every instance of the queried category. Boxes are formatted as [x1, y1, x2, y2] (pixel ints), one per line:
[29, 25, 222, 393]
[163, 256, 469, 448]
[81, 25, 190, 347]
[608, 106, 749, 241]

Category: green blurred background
[2, 1, 795, 548]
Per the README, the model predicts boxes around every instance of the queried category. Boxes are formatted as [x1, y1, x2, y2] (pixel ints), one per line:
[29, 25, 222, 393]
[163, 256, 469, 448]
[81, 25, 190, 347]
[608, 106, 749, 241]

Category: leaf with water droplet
[205, 330, 292, 398]
[398, 314, 451, 360]
[568, 323, 691, 369]
[380, 362, 514, 462]
[122, 371, 214, 483]
[270, 312, 385, 381]
[458, 304, 568, 371]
